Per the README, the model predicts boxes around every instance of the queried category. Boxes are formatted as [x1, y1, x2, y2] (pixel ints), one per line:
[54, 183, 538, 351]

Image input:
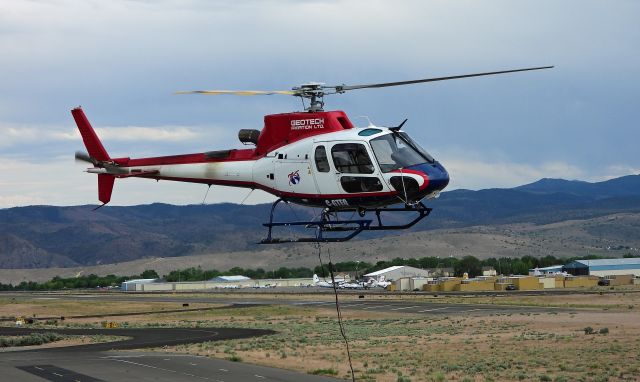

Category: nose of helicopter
[408, 161, 450, 196]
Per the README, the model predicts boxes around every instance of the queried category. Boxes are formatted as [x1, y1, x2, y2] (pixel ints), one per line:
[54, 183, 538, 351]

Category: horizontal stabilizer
[119, 170, 160, 178]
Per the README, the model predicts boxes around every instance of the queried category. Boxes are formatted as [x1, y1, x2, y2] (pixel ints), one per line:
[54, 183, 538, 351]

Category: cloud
[0, 157, 275, 208]
[0, 123, 211, 146]
[444, 159, 585, 190]
[0, 0, 639, 206]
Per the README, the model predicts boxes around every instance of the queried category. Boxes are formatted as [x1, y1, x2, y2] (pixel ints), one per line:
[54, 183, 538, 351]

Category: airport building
[210, 275, 251, 283]
[364, 265, 431, 282]
[121, 277, 314, 291]
[563, 258, 640, 277]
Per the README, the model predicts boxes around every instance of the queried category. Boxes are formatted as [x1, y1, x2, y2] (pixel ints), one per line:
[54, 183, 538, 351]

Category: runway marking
[362, 304, 391, 310]
[339, 303, 366, 308]
[390, 305, 421, 311]
[254, 374, 266, 378]
[16, 365, 103, 382]
[417, 307, 449, 312]
[219, 368, 229, 372]
[108, 358, 210, 380]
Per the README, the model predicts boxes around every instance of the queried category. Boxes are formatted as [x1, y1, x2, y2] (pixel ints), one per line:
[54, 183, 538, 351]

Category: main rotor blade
[336, 66, 554, 92]
[175, 90, 295, 96]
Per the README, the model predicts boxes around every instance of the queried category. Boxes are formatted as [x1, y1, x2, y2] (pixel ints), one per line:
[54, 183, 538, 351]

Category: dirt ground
[1, 293, 639, 381]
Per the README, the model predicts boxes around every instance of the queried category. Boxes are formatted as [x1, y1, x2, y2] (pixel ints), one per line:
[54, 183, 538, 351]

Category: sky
[0, 0, 639, 207]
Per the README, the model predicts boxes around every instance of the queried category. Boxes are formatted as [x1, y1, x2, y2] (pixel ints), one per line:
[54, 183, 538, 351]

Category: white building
[121, 278, 157, 291]
[482, 266, 497, 276]
[364, 265, 431, 282]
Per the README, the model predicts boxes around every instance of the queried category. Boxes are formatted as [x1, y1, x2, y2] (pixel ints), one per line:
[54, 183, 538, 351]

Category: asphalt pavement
[0, 327, 337, 381]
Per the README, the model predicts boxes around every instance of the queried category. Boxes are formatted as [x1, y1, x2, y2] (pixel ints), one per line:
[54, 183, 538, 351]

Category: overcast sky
[1, 0, 638, 207]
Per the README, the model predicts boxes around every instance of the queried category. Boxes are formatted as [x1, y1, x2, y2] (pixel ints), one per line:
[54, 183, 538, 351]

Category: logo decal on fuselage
[288, 170, 301, 185]
[290, 118, 325, 131]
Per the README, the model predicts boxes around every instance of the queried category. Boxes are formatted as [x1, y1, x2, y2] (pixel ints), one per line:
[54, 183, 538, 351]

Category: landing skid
[260, 199, 432, 244]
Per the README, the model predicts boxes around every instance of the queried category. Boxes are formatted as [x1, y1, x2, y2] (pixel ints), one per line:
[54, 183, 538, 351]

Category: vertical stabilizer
[71, 107, 110, 162]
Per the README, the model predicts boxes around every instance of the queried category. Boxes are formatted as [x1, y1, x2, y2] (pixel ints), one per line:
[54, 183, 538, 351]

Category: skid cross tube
[369, 202, 432, 230]
[260, 199, 433, 244]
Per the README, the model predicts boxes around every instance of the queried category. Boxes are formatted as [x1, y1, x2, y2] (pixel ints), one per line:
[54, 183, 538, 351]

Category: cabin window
[331, 143, 374, 174]
[340, 176, 383, 193]
[358, 128, 382, 136]
[314, 146, 330, 172]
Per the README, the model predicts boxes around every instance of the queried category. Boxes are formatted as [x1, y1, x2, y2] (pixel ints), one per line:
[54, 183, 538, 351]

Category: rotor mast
[293, 83, 327, 112]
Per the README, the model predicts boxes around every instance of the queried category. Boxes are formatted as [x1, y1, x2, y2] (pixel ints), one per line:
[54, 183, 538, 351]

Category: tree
[454, 256, 482, 277]
[141, 269, 159, 279]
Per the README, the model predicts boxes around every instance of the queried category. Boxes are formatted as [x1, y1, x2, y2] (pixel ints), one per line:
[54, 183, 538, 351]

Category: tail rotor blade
[75, 151, 98, 165]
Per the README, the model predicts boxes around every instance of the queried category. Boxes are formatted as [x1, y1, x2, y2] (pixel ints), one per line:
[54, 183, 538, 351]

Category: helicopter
[73, 66, 552, 243]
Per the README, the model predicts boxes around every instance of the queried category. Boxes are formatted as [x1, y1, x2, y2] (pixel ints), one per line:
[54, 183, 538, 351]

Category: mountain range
[1, 175, 640, 270]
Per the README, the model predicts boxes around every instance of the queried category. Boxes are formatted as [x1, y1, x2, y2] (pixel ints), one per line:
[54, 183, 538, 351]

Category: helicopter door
[329, 143, 385, 195]
[311, 144, 339, 198]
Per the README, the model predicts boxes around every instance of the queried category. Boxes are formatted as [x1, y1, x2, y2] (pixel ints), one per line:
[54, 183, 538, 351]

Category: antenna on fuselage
[389, 119, 408, 132]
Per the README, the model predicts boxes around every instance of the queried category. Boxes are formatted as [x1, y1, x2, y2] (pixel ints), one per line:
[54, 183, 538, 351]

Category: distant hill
[515, 175, 640, 199]
[1, 175, 640, 269]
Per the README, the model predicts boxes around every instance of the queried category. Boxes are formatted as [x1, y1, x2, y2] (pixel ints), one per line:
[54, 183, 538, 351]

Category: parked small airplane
[366, 276, 392, 288]
[313, 274, 344, 288]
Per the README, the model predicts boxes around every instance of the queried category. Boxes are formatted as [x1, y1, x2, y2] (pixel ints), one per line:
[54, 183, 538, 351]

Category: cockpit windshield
[370, 132, 435, 172]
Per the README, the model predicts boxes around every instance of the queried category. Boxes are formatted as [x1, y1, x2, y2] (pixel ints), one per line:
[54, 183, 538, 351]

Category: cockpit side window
[331, 143, 374, 174]
[371, 133, 435, 172]
[314, 145, 330, 173]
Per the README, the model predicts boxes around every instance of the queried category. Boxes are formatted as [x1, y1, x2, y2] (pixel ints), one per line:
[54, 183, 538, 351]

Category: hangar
[364, 265, 431, 282]
[563, 258, 640, 277]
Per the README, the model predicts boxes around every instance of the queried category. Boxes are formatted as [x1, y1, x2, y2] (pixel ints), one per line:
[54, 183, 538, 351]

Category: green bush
[309, 368, 338, 376]
[0, 332, 65, 347]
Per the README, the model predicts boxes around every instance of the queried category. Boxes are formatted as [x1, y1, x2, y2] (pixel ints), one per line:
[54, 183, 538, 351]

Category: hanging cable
[239, 188, 254, 205]
[201, 184, 212, 205]
[315, 240, 355, 381]
[327, 245, 356, 382]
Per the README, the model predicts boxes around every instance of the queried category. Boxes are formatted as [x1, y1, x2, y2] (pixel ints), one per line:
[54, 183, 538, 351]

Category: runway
[1, 291, 580, 316]
[0, 327, 336, 381]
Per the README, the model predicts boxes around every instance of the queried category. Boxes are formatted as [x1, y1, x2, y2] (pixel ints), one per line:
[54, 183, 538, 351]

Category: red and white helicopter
[74, 66, 552, 243]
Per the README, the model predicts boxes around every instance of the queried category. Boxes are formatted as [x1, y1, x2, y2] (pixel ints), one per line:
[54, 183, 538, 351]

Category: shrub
[310, 368, 338, 376]
[599, 327, 609, 335]
[583, 327, 594, 335]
